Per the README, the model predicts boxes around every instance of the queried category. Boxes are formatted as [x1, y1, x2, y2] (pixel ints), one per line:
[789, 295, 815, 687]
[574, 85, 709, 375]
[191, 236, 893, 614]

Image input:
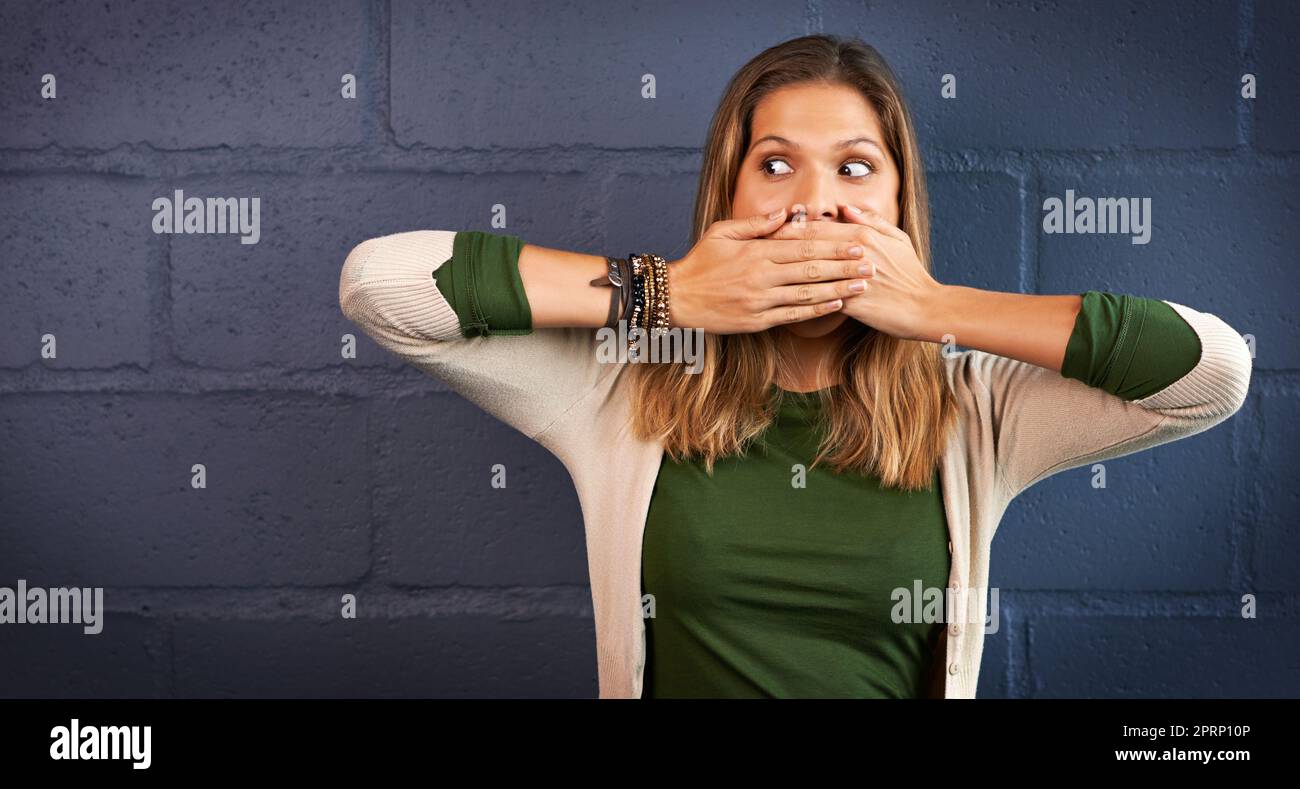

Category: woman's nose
[789, 200, 842, 223]
[791, 179, 844, 221]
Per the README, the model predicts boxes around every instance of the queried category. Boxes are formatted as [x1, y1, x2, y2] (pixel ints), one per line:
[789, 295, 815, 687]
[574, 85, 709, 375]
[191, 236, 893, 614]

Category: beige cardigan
[338, 229, 1253, 699]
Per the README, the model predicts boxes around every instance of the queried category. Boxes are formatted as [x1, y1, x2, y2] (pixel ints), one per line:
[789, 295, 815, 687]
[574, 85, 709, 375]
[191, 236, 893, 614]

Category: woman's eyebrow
[750, 134, 884, 154]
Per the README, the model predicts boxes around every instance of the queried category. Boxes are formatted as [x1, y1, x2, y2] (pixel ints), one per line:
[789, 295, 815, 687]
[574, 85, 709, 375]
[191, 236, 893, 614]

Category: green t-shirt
[427, 230, 1204, 697]
[642, 386, 951, 698]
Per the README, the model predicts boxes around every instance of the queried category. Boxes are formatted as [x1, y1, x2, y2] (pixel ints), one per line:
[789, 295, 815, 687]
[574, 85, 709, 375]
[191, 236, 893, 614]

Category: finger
[759, 278, 870, 310]
[716, 207, 788, 240]
[756, 298, 845, 328]
[762, 255, 874, 286]
[759, 237, 867, 265]
[839, 204, 912, 244]
[765, 219, 861, 241]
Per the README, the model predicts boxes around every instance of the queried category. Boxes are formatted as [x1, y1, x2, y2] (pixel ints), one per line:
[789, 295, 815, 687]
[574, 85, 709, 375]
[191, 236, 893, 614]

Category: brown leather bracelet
[588, 255, 625, 329]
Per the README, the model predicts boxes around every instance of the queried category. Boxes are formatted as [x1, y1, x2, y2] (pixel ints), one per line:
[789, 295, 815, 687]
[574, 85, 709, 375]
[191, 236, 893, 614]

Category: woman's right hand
[668, 207, 874, 334]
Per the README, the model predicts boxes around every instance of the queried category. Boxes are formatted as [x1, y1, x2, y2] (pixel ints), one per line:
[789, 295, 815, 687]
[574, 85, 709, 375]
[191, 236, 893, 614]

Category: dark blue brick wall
[0, 0, 1295, 698]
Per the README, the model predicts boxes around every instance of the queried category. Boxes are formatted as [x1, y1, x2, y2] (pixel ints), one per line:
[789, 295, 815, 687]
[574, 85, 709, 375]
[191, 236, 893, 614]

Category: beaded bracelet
[623, 253, 670, 349]
[646, 254, 670, 335]
[628, 256, 646, 341]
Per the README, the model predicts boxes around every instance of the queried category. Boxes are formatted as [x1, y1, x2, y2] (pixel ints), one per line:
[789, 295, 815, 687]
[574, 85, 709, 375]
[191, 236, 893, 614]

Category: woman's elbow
[1185, 315, 1253, 422]
[337, 230, 464, 344]
[1220, 330, 1253, 417]
[1136, 308, 1252, 426]
[338, 236, 383, 323]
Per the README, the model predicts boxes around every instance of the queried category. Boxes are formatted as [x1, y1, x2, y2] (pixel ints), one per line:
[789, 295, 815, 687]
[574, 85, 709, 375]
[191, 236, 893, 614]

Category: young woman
[338, 35, 1251, 698]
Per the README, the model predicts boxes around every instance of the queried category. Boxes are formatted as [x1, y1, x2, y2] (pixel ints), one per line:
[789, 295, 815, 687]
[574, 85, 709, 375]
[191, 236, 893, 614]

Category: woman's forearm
[517, 243, 614, 329]
[918, 284, 1083, 372]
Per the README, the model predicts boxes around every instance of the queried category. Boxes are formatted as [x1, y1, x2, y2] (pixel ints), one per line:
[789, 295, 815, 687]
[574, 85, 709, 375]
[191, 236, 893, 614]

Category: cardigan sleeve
[961, 295, 1252, 501]
[338, 229, 607, 446]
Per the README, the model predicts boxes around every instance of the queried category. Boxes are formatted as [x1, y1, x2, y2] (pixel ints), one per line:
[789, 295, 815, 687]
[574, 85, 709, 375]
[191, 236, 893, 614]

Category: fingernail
[848, 280, 867, 292]
[768, 208, 785, 219]
[847, 205, 864, 214]
[857, 263, 872, 275]
[848, 245, 864, 257]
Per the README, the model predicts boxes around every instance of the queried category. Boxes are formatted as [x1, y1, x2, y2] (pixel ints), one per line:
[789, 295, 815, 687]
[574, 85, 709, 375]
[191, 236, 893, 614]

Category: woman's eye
[761, 158, 793, 176]
[760, 157, 873, 178]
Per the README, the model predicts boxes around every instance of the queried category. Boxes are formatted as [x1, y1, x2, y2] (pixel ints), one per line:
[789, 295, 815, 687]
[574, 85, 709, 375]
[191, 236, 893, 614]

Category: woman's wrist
[904, 279, 955, 343]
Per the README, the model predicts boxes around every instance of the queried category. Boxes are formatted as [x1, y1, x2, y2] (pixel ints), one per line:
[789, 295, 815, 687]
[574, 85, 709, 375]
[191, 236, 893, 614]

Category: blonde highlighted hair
[626, 34, 957, 491]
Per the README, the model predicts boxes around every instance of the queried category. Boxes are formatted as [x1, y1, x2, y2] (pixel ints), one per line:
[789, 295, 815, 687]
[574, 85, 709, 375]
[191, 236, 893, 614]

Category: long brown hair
[627, 34, 956, 491]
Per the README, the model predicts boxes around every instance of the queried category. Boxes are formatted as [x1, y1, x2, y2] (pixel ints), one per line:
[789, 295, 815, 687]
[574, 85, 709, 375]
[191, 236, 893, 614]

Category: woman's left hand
[764, 203, 945, 341]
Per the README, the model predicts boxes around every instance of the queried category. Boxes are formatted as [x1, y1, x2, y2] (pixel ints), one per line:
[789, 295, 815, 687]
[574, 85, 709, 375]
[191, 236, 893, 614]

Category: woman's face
[731, 81, 902, 338]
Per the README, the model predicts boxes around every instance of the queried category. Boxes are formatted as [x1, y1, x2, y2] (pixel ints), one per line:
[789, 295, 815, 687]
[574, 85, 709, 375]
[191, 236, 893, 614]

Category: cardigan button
[948, 662, 960, 675]
[947, 540, 953, 554]
[949, 623, 960, 636]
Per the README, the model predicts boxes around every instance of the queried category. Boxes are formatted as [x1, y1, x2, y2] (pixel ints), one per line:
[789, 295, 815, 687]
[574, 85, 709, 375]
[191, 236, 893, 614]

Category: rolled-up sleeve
[1060, 291, 1202, 401]
[433, 230, 533, 337]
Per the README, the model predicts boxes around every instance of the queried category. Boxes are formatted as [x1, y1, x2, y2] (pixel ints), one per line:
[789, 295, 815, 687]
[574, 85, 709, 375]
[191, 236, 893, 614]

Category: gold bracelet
[657, 255, 671, 332]
[647, 253, 669, 334]
[644, 255, 657, 333]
